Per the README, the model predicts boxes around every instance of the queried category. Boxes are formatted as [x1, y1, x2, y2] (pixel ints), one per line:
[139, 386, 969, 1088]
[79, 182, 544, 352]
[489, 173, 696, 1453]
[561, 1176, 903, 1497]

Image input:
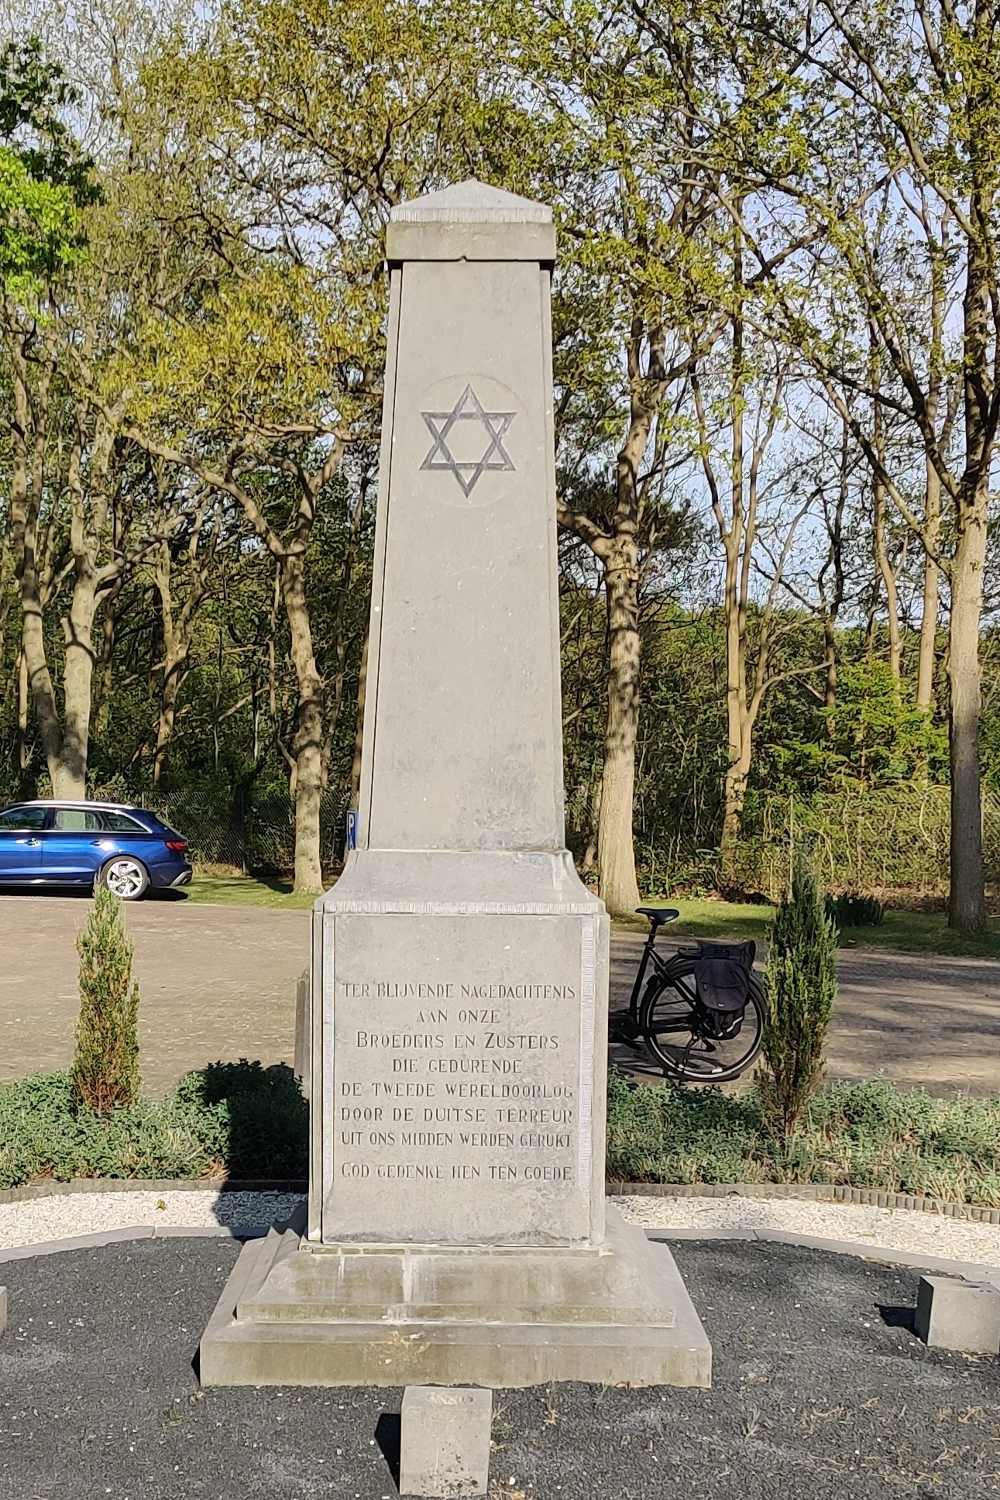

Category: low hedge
[0, 1062, 308, 1189]
[2, 1064, 999, 1207]
[606, 1072, 1000, 1207]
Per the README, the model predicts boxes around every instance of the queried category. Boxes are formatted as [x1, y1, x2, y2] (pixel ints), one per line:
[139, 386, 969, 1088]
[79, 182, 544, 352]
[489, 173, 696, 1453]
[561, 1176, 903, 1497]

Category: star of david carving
[419, 384, 516, 497]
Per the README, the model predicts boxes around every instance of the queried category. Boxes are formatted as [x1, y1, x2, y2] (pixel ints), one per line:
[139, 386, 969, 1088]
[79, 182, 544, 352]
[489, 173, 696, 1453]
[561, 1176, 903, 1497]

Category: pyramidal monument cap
[387, 177, 556, 262]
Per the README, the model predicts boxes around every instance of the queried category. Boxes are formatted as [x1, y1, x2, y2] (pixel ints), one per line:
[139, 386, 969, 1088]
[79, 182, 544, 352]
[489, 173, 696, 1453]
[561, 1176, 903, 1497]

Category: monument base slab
[199, 1208, 711, 1389]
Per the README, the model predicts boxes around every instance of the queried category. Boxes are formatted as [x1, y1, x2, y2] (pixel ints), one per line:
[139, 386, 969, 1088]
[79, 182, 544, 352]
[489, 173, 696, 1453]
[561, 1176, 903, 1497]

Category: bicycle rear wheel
[639, 962, 766, 1083]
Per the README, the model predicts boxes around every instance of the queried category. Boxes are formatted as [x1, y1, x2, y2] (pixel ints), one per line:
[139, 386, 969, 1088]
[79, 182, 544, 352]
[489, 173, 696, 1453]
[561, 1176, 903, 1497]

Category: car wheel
[99, 857, 149, 901]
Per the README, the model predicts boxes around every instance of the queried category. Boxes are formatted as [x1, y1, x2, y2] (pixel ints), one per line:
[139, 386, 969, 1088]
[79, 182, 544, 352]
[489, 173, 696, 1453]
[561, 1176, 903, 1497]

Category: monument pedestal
[201, 1208, 710, 1388]
[201, 848, 711, 1389]
[199, 180, 711, 1392]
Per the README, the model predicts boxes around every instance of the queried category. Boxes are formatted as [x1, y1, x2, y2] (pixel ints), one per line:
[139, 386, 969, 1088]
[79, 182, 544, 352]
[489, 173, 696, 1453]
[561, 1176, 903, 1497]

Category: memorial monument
[200, 180, 711, 1389]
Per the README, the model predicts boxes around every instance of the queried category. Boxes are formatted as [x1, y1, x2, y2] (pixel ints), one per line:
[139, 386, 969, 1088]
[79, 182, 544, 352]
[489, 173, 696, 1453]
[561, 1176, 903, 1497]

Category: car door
[0, 805, 50, 879]
[42, 806, 107, 880]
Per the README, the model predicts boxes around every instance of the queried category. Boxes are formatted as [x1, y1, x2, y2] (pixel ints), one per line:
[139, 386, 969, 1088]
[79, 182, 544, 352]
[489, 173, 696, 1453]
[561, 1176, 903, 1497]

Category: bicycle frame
[624, 924, 697, 1020]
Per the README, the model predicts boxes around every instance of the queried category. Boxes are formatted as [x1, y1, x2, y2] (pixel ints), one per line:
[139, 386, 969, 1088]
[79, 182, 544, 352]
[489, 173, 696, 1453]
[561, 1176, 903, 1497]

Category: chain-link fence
[129, 785, 351, 874]
[118, 778, 1000, 898]
[725, 784, 1000, 901]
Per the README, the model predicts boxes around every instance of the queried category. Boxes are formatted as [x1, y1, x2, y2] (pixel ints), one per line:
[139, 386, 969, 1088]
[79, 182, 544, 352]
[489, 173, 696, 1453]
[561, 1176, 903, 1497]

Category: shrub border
[2, 1176, 999, 1224]
[607, 1180, 1000, 1224]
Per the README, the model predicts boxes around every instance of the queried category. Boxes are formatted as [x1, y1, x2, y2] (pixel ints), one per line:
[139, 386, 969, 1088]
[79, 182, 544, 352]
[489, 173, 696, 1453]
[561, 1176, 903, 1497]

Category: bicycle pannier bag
[693, 940, 756, 1014]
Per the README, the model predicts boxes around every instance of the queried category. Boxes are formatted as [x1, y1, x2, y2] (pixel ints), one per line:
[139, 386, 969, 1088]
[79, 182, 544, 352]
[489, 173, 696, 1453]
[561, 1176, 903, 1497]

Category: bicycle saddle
[635, 907, 680, 926]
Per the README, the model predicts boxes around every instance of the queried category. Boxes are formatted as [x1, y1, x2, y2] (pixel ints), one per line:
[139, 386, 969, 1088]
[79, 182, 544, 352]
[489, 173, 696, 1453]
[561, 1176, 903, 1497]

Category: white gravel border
[0, 1190, 304, 1251]
[613, 1192, 1000, 1268]
[1, 1187, 999, 1273]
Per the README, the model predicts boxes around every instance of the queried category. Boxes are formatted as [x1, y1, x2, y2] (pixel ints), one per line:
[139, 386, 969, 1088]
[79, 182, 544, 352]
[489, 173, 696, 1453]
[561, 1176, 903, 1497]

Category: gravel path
[614, 1192, 1000, 1267]
[3, 1188, 1000, 1270]
[0, 1190, 304, 1250]
[5, 893, 1000, 1094]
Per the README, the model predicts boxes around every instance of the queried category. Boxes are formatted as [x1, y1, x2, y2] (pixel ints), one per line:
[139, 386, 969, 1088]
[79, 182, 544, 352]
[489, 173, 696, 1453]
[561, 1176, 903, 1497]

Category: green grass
[606, 1073, 1000, 1206]
[625, 898, 1000, 959]
[183, 874, 316, 909]
[184, 877, 1000, 955]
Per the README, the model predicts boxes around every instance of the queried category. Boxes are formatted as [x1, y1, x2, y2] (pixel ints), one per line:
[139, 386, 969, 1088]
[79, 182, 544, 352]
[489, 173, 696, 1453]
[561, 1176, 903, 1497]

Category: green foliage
[4, 1063, 998, 1206]
[0, 1061, 308, 1189]
[0, 38, 98, 294]
[826, 891, 885, 927]
[758, 857, 838, 1138]
[774, 661, 949, 794]
[71, 888, 141, 1114]
[606, 1074, 1000, 1207]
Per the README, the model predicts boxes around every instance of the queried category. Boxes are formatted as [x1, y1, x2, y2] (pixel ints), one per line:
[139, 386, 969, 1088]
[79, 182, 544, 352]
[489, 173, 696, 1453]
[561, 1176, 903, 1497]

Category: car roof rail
[21, 798, 135, 811]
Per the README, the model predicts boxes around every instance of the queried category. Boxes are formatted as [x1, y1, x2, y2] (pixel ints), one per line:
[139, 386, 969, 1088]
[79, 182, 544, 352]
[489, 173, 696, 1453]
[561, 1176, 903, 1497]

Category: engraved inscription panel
[326, 913, 592, 1245]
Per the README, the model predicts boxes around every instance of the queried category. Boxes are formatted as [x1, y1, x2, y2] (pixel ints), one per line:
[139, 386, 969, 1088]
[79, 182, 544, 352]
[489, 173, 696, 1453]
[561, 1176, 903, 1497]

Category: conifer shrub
[70, 886, 141, 1113]
[759, 856, 838, 1138]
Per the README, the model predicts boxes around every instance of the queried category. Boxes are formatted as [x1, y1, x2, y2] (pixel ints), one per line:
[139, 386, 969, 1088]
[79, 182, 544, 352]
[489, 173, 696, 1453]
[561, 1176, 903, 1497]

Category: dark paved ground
[1, 1236, 998, 1498]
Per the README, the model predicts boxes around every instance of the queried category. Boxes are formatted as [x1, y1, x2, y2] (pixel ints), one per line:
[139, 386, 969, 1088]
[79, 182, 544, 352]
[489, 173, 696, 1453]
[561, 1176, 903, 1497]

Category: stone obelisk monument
[200, 181, 710, 1388]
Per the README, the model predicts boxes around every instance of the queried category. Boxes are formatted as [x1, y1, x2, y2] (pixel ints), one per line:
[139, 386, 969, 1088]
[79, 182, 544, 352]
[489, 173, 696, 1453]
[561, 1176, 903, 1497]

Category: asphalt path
[0, 1236, 997, 1498]
[1, 892, 998, 1094]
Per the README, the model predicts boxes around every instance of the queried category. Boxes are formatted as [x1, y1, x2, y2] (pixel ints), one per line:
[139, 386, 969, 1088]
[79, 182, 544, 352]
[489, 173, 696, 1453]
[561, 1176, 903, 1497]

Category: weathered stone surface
[0, 1285, 6, 1335]
[386, 177, 555, 265]
[359, 278, 563, 850]
[915, 1275, 1000, 1353]
[399, 1385, 492, 1499]
[293, 969, 310, 1100]
[313, 908, 605, 1246]
[199, 178, 711, 1390]
[306, 178, 608, 1253]
[200, 1210, 711, 1388]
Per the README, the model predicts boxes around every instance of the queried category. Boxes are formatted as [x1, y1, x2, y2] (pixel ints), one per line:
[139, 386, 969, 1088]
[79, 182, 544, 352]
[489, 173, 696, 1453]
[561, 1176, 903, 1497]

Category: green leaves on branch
[0, 38, 98, 296]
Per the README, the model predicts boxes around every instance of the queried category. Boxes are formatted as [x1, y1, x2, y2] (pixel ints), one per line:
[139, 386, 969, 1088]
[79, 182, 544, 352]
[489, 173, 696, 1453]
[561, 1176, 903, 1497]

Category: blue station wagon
[0, 801, 193, 900]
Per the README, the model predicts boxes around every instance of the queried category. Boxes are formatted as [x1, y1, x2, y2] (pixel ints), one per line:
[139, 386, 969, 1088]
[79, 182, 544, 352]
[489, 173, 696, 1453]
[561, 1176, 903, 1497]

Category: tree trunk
[597, 537, 642, 917]
[15, 647, 34, 798]
[719, 532, 746, 864]
[282, 554, 324, 894]
[947, 506, 987, 932]
[719, 226, 751, 872]
[152, 647, 188, 787]
[822, 614, 838, 713]
[872, 392, 902, 684]
[948, 140, 993, 933]
[916, 458, 941, 711]
[722, 747, 751, 863]
[580, 771, 602, 876]
[56, 572, 99, 800]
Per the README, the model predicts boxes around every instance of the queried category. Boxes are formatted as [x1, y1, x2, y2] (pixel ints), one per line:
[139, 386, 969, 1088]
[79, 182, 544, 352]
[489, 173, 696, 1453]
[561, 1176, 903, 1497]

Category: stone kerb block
[915, 1275, 1000, 1353]
[399, 1385, 492, 1499]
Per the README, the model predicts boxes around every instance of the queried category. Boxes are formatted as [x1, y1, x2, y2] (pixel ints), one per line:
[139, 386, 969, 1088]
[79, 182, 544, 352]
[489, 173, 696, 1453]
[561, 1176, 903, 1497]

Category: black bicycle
[608, 907, 766, 1083]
